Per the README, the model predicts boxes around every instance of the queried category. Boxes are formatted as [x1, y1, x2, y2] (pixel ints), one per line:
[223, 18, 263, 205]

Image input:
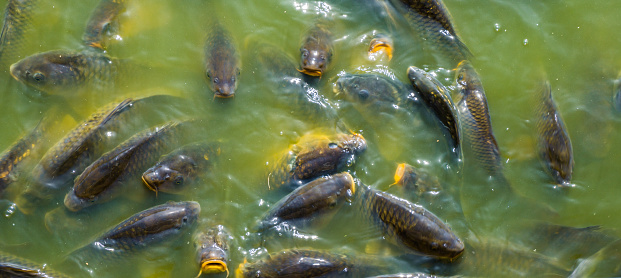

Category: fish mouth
[368, 41, 393, 60]
[200, 260, 228, 275]
[297, 67, 323, 77]
[141, 175, 159, 196]
[9, 63, 19, 81]
[234, 258, 247, 278]
[214, 92, 235, 99]
[392, 163, 407, 186]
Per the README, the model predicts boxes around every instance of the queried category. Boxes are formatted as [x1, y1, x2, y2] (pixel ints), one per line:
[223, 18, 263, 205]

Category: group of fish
[0, 0, 619, 277]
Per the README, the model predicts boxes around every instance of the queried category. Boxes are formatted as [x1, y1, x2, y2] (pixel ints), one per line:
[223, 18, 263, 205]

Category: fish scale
[0, 118, 45, 195]
[83, 0, 126, 50]
[0, 0, 39, 69]
[0, 251, 70, 278]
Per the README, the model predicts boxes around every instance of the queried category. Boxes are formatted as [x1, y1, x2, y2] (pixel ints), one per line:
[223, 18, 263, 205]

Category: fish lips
[213, 84, 236, 98]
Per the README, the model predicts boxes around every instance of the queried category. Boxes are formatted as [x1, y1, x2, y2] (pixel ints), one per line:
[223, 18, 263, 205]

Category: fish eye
[301, 49, 309, 57]
[182, 216, 188, 223]
[174, 176, 184, 185]
[237, 70, 241, 76]
[328, 143, 338, 149]
[358, 90, 370, 100]
[33, 72, 45, 82]
[206, 72, 211, 78]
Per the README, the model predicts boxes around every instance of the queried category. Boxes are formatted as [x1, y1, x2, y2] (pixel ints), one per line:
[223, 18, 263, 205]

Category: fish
[367, 274, 453, 278]
[358, 185, 464, 259]
[298, 19, 333, 77]
[368, 33, 393, 61]
[389, 0, 471, 64]
[334, 73, 415, 111]
[392, 163, 442, 196]
[69, 201, 200, 262]
[536, 80, 573, 187]
[0, 117, 46, 196]
[142, 141, 220, 195]
[204, 20, 240, 98]
[407, 66, 460, 154]
[193, 225, 231, 277]
[257, 172, 355, 232]
[0, 251, 70, 278]
[16, 98, 134, 214]
[454, 60, 502, 178]
[268, 132, 366, 190]
[236, 249, 381, 278]
[569, 238, 621, 278]
[0, 0, 39, 70]
[64, 121, 186, 212]
[82, 0, 126, 50]
[9, 49, 119, 94]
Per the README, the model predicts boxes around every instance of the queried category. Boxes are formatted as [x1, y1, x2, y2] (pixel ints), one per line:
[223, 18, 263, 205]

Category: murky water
[1, 0, 621, 277]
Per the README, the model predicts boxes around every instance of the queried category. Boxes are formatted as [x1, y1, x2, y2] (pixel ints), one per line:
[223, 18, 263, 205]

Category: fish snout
[141, 168, 162, 192]
[9, 63, 21, 81]
[214, 84, 235, 98]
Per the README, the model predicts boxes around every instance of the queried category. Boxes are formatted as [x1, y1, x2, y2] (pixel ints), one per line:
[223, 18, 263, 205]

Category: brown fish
[83, 0, 126, 50]
[194, 225, 231, 277]
[0, 0, 39, 70]
[298, 19, 333, 77]
[204, 20, 240, 98]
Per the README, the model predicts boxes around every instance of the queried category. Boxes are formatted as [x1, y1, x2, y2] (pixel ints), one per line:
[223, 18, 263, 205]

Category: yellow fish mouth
[141, 175, 159, 197]
[297, 67, 323, 77]
[368, 42, 393, 60]
[393, 163, 407, 186]
[197, 260, 228, 277]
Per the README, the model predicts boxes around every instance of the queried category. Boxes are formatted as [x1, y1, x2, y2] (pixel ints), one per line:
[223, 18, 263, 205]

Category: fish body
[0, 0, 39, 69]
[16, 99, 134, 214]
[71, 201, 200, 261]
[454, 60, 502, 177]
[407, 66, 460, 154]
[204, 20, 240, 98]
[236, 249, 363, 278]
[194, 225, 231, 277]
[83, 0, 126, 50]
[142, 142, 220, 194]
[0, 251, 69, 278]
[9, 49, 119, 94]
[0, 118, 45, 196]
[536, 81, 573, 186]
[299, 20, 333, 77]
[257, 172, 355, 231]
[334, 73, 413, 111]
[389, 0, 471, 63]
[359, 186, 464, 259]
[268, 133, 366, 190]
[64, 121, 184, 211]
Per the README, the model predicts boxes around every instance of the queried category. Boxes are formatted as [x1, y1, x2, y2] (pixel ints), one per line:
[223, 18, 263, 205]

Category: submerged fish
[268, 132, 366, 190]
[407, 66, 460, 154]
[334, 73, 414, 111]
[569, 238, 621, 278]
[64, 121, 186, 211]
[204, 20, 240, 98]
[69, 201, 200, 261]
[0, 251, 69, 278]
[0, 0, 39, 70]
[389, 0, 471, 64]
[236, 249, 379, 278]
[536, 80, 573, 187]
[454, 60, 502, 177]
[9, 49, 119, 94]
[298, 19, 333, 77]
[16, 99, 134, 214]
[358, 185, 464, 259]
[0, 117, 46, 196]
[142, 141, 220, 195]
[83, 0, 126, 50]
[194, 225, 231, 277]
[257, 172, 355, 232]
[368, 33, 394, 61]
[392, 163, 442, 196]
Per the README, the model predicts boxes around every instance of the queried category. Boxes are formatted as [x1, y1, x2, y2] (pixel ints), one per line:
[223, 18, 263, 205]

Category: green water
[1, 0, 621, 277]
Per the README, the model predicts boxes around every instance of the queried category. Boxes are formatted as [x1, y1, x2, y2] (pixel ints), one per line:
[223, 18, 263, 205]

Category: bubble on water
[494, 23, 501, 32]
[523, 39, 529, 46]
[4, 203, 16, 218]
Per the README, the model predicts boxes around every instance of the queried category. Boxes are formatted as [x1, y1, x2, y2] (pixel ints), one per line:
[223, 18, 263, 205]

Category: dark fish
[358, 185, 464, 259]
[9, 49, 119, 94]
[392, 163, 442, 196]
[70, 201, 200, 261]
[536, 80, 573, 187]
[298, 19, 333, 77]
[368, 33, 393, 61]
[268, 132, 366, 190]
[407, 66, 460, 154]
[0, 0, 39, 70]
[454, 60, 502, 177]
[334, 73, 413, 111]
[83, 0, 126, 50]
[257, 172, 355, 231]
[16, 99, 134, 214]
[256, 43, 337, 124]
[389, 0, 471, 64]
[194, 225, 231, 277]
[142, 142, 220, 195]
[0, 117, 46, 196]
[204, 20, 240, 98]
[236, 249, 376, 278]
[64, 121, 185, 211]
[0, 251, 70, 278]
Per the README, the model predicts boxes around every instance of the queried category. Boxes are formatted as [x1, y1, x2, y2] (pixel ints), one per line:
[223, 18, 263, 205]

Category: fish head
[299, 47, 330, 77]
[206, 66, 240, 98]
[142, 165, 188, 194]
[455, 60, 481, 94]
[393, 163, 418, 187]
[144, 201, 201, 234]
[368, 34, 394, 60]
[337, 133, 367, 155]
[10, 51, 81, 93]
[544, 139, 574, 186]
[194, 227, 230, 275]
[334, 74, 400, 108]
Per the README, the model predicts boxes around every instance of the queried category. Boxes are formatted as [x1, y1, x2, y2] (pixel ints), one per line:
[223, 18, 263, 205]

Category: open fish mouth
[214, 92, 235, 99]
[199, 260, 228, 277]
[141, 175, 159, 195]
[9, 63, 20, 81]
[368, 41, 393, 60]
[298, 67, 323, 77]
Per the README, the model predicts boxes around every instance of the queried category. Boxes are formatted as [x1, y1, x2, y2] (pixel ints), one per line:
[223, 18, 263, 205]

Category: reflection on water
[1, 0, 621, 277]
